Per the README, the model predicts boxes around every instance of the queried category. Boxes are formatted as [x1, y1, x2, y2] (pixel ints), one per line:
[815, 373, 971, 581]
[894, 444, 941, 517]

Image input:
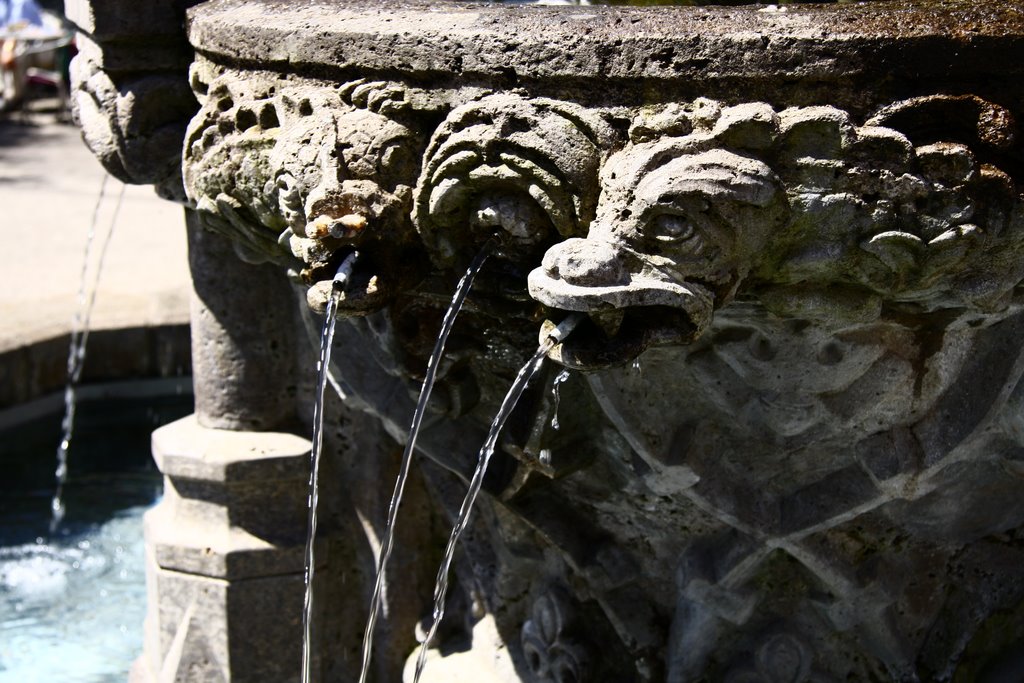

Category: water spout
[357, 239, 496, 683]
[550, 369, 570, 431]
[412, 312, 583, 683]
[301, 250, 359, 683]
[51, 177, 124, 534]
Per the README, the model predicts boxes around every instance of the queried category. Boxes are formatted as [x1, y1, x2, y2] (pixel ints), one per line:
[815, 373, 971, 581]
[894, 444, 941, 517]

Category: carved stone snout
[529, 237, 715, 369]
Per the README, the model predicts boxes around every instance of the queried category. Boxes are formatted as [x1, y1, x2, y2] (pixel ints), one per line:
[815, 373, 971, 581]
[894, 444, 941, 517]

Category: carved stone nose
[543, 238, 628, 286]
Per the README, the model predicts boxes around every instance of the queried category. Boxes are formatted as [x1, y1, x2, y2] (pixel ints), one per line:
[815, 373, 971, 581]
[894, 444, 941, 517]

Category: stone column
[131, 213, 314, 683]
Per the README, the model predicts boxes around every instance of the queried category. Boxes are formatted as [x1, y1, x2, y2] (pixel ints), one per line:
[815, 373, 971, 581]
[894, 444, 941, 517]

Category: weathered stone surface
[150, 414, 312, 576]
[187, 0, 1024, 113]
[175, 2, 1024, 678]
[137, 415, 313, 683]
[133, 561, 309, 683]
[187, 212, 302, 432]
[66, 0, 201, 198]
[73, 32, 195, 73]
[72, 0, 1024, 680]
[73, 56, 195, 183]
[65, 0, 199, 40]
[0, 325, 190, 411]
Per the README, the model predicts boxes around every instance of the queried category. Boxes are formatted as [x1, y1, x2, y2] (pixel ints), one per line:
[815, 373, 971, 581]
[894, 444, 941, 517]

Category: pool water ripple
[0, 477, 157, 683]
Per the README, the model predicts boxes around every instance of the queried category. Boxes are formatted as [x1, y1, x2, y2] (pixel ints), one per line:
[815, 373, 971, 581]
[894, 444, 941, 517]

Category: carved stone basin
[68, 0, 1024, 681]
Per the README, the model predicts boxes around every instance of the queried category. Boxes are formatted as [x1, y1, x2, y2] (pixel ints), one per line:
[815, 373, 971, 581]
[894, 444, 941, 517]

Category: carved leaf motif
[520, 592, 589, 683]
[535, 593, 564, 645]
[548, 642, 586, 683]
[522, 620, 551, 678]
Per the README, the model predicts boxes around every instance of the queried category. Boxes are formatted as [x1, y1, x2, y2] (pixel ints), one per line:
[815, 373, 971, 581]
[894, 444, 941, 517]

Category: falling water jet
[301, 250, 360, 683]
[550, 369, 570, 431]
[357, 238, 497, 683]
[50, 176, 124, 534]
[412, 312, 583, 683]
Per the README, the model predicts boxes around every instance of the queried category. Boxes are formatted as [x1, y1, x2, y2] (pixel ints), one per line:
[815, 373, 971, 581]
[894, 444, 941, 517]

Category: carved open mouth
[304, 248, 402, 315]
[539, 305, 702, 370]
[528, 255, 714, 369]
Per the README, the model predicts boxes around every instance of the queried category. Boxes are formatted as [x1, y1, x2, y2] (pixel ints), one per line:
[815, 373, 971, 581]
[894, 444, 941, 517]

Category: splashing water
[357, 240, 495, 683]
[1, 493, 155, 682]
[301, 251, 360, 683]
[549, 369, 571, 431]
[51, 177, 125, 534]
[412, 313, 582, 683]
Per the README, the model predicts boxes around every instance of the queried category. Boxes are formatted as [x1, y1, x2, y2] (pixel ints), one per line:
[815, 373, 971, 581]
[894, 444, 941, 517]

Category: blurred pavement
[0, 111, 191, 353]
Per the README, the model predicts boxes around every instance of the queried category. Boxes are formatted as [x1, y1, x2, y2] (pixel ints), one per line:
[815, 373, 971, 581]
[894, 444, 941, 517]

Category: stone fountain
[67, 0, 1024, 680]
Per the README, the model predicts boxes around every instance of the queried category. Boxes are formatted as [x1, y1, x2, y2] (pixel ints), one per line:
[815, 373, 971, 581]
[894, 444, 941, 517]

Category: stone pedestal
[132, 415, 313, 683]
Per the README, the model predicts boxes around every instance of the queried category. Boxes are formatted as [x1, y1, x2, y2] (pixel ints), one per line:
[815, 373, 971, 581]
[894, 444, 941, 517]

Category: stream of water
[412, 313, 582, 682]
[301, 251, 360, 683]
[51, 177, 125, 534]
[357, 240, 495, 683]
[550, 368, 570, 431]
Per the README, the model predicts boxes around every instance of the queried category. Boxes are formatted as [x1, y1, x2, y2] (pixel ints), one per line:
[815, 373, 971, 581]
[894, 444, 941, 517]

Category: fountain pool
[0, 382, 192, 683]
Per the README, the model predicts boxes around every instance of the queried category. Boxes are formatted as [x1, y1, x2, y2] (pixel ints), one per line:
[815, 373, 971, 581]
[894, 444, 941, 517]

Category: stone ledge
[0, 324, 191, 410]
[187, 0, 1024, 111]
[146, 504, 315, 578]
[152, 414, 311, 482]
[148, 415, 314, 579]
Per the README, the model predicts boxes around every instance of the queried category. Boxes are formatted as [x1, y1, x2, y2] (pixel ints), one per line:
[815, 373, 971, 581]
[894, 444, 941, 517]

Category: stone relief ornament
[71, 51, 198, 200]
[70, 0, 1024, 680]
[724, 633, 836, 683]
[520, 590, 590, 683]
[413, 93, 616, 268]
[179, 79, 1024, 680]
[530, 96, 1024, 368]
[183, 65, 427, 315]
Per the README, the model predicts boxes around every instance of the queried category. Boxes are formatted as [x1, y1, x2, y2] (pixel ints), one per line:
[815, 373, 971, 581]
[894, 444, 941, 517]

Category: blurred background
[1, 1, 193, 680]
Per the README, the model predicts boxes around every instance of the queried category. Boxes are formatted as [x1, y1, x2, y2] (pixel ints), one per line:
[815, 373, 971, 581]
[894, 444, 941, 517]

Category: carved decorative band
[181, 64, 1023, 364]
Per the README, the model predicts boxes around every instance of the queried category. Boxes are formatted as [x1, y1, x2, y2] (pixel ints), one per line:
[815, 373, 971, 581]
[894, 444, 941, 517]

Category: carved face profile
[529, 144, 787, 368]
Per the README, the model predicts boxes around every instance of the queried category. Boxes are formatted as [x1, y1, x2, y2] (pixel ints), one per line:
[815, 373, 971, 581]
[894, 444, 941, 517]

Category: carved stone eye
[649, 213, 696, 243]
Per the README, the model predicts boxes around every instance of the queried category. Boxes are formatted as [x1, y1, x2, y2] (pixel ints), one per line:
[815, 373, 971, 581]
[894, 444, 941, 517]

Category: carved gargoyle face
[281, 96, 426, 316]
[414, 93, 612, 272]
[529, 144, 787, 368]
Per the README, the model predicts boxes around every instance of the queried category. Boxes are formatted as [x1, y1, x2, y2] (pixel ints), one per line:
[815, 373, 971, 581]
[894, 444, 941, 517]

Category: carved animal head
[183, 73, 428, 317]
[530, 97, 1024, 369]
[414, 93, 614, 271]
[278, 82, 426, 316]
[529, 141, 788, 368]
